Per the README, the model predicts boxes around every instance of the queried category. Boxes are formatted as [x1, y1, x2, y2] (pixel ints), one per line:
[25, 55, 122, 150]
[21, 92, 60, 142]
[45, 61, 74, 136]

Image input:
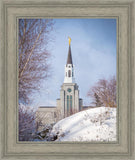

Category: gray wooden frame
[0, 0, 135, 159]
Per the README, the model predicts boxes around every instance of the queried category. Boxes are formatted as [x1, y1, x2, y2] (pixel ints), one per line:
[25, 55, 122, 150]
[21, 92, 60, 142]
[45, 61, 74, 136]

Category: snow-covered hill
[51, 107, 116, 142]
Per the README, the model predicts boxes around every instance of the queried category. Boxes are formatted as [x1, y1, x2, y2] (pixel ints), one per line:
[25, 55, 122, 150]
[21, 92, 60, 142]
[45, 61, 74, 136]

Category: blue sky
[34, 19, 116, 107]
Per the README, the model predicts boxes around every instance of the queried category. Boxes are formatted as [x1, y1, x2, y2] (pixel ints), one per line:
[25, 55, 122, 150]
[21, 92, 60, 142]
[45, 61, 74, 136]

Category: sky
[34, 19, 116, 107]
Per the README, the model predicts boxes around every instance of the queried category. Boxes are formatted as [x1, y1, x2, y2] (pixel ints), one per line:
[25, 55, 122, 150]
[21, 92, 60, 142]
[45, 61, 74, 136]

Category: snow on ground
[51, 107, 116, 142]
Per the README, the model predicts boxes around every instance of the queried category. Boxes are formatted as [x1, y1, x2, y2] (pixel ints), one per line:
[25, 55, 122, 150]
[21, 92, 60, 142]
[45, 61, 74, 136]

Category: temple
[36, 37, 83, 131]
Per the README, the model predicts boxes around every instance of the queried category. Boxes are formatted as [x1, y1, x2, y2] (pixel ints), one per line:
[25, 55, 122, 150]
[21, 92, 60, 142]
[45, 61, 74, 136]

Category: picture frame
[0, 0, 134, 160]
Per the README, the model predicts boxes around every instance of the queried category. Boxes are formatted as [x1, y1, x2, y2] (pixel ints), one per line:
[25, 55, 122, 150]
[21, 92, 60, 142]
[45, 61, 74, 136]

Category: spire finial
[66, 37, 73, 65]
[68, 37, 71, 46]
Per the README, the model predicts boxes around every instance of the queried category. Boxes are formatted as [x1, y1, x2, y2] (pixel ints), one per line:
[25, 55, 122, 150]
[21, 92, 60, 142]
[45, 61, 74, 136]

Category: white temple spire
[64, 37, 75, 83]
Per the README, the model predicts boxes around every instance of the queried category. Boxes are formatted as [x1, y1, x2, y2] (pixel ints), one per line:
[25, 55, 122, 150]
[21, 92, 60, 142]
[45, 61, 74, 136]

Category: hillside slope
[51, 107, 116, 142]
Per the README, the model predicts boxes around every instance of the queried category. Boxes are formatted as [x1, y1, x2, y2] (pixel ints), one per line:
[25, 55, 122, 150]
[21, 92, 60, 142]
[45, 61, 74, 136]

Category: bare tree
[93, 93, 103, 107]
[87, 76, 117, 108]
[19, 104, 36, 141]
[19, 19, 54, 104]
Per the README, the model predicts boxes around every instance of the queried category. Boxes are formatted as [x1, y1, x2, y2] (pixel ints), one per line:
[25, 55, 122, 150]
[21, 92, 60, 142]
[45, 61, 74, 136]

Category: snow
[51, 107, 117, 142]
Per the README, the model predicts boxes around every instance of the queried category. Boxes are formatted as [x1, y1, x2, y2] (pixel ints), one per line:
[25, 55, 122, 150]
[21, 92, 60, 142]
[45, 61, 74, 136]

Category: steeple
[64, 37, 75, 83]
[66, 45, 73, 66]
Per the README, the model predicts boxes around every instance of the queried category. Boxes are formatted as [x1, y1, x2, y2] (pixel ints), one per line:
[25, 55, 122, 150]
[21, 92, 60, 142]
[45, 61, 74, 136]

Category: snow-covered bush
[19, 103, 37, 141]
[35, 124, 54, 141]
[84, 107, 111, 125]
[50, 125, 70, 141]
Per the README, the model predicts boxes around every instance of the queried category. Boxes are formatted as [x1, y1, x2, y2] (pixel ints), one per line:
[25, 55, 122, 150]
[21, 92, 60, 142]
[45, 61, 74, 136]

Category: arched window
[70, 95, 72, 114]
[67, 95, 69, 115]
[68, 70, 71, 77]
[67, 95, 72, 116]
